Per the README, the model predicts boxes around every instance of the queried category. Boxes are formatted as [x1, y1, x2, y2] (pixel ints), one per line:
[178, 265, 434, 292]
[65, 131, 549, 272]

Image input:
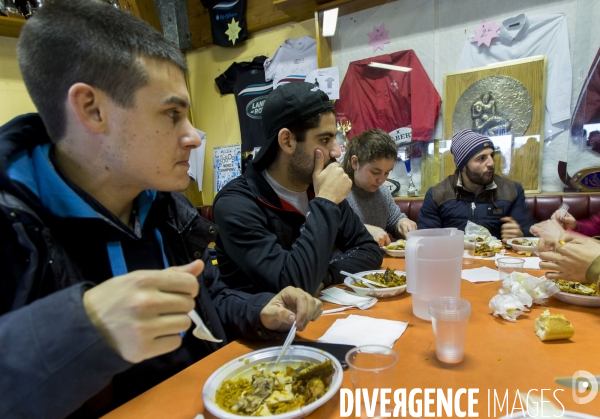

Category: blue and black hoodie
[0, 114, 278, 419]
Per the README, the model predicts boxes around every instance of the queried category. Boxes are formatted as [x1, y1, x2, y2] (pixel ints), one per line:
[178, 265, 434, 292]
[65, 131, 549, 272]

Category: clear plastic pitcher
[405, 228, 464, 320]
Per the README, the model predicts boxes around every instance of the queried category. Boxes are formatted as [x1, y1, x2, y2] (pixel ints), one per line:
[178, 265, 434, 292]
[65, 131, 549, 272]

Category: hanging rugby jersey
[215, 56, 272, 151]
[264, 36, 318, 89]
[201, 0, 248, 47]
[335, 50, 441, 142]
[457, 13, 572, 140]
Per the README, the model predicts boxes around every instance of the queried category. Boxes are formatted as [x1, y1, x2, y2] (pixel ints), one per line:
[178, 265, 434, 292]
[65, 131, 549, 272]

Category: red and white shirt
[334, 50, 441, 142]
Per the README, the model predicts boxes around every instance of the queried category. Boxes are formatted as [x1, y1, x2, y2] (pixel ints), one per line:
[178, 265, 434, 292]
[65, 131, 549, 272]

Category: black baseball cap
[253, 82, 334, 170]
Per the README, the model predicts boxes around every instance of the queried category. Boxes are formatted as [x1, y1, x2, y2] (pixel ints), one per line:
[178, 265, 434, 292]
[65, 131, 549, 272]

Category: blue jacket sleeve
[0, 284, 131, 419]
[199, 249, 284, 342]
[329, 200, 383, 285]
[417, 188, 443, 230]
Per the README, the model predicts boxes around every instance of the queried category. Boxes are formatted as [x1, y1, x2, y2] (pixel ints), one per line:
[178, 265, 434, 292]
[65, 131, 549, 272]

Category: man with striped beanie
[418, 129, 536, 241]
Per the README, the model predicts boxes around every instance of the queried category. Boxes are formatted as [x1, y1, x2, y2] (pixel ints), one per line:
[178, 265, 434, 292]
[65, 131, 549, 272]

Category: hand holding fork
[551, 203, 578, 230]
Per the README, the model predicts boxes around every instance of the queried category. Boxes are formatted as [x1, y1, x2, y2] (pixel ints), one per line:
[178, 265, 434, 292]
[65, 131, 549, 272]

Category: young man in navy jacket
[418, 129, 536, 241]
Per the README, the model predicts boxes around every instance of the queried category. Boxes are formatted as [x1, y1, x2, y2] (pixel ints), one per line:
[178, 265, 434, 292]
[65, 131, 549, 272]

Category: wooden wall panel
[118, 0, 163, 33]
[186, 0, 396, 50]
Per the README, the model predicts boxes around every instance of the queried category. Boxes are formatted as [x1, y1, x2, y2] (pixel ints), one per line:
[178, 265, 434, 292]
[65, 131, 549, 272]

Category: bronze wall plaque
[452, 75, 533, 137]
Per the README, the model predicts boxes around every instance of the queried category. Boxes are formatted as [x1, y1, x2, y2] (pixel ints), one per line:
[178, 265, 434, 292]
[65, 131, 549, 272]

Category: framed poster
[213, 144, 242, 195]
[442, 56, 547, 193]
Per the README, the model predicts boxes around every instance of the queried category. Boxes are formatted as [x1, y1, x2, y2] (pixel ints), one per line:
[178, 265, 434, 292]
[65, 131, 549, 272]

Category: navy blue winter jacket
[418, 172, 536, 238]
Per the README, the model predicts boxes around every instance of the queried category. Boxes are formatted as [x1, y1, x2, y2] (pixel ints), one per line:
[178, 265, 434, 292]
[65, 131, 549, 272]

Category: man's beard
[465, 164, 494, 186]
[287, 143, 336, 187]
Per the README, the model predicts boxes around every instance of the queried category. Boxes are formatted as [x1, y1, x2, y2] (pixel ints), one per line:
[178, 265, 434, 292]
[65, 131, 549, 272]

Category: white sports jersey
[457, 13, 572, 140]
[264, 36, 318, 88]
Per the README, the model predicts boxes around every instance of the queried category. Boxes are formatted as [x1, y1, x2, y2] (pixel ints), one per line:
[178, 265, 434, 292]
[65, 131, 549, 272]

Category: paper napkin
[461, 266, 501, 282]
[317, 314, 408, 347]
[319, 288, 376, 308]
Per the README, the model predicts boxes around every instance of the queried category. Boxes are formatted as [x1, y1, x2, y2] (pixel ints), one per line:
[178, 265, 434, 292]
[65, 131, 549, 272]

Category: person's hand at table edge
[500, 216, 524, 242]
[538, 230, 588, 253]
[530, 218, 564, 239]
[397, 217, 417, 238]
[260, 287, 323, 332]
[550, 209, 578, 230]
[539, 232, 600, 282]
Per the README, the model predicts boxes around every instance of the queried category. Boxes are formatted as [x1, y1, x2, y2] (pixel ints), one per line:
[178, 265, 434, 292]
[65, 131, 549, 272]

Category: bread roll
[535, 310, 574, 341]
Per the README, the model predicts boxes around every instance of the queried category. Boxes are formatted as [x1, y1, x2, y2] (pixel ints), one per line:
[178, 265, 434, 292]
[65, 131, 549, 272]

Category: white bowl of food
[551, 279, 600, 307]
[382, 239, 406, 257]
[343, 269, 407, 298]
[203, 346, 343, 419]
[506, 237, 539, 256]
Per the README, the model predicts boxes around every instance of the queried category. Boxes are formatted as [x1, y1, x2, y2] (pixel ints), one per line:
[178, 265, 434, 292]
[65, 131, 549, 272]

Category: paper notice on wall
[214, 144, 242, 195]
[188, 129, 207, 191]
[305, 66, 340, 100]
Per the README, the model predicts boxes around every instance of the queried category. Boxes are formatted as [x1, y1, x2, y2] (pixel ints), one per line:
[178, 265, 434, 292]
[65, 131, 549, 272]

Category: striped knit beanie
[450, 129, 495, 171]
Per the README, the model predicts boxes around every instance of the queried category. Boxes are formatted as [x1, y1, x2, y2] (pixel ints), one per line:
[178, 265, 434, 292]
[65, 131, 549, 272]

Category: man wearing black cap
[418, 129, 536, 241]
[213, 82, 383, 295]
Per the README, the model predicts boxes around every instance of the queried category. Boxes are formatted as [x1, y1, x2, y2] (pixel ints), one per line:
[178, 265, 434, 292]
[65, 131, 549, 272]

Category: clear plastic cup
[428, 297, 471, 364]
[497, 257, 525, 280]
[345, 345, 398, 416]
[463, 239, 476, 265]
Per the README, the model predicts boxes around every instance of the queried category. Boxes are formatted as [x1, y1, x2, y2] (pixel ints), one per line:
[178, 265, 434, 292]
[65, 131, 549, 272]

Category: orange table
[103, 257, 600, 418]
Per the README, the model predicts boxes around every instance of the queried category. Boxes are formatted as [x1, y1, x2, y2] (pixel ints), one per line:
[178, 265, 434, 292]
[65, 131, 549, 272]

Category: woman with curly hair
[342, 129, 416, 247]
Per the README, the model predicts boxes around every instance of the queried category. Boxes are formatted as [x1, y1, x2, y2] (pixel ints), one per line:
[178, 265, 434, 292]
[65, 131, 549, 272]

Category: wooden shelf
[0, 15, 25, 38]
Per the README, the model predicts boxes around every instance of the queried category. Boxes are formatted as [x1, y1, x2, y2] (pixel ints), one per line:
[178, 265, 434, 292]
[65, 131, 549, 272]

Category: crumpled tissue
[489, 294, 530, 322]
[489, 272, 560, 322]
[465, 220, 493, 239]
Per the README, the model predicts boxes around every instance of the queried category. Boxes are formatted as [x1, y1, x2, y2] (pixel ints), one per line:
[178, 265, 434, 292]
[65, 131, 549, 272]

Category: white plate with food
[382, 239, 406, 258]
[203, 346, 343, 419]
[506, 237, 540, 256]
[551, 279, 600, 307]
[343, 268, 407, 298]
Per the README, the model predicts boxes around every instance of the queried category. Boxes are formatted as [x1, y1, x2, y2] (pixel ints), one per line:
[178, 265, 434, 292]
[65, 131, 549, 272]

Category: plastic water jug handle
[406, 238, 423, 294]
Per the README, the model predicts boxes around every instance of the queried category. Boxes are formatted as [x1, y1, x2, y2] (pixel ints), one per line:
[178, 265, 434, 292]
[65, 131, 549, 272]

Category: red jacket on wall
[335, 50, 441, 141]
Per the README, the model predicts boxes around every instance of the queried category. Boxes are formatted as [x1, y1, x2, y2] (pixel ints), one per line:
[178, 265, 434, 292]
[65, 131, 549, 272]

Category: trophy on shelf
[336, 114, 352, 148]
[399, 145, 419, 197]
